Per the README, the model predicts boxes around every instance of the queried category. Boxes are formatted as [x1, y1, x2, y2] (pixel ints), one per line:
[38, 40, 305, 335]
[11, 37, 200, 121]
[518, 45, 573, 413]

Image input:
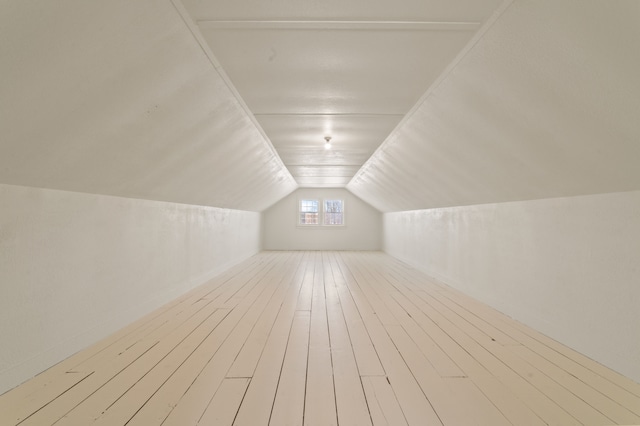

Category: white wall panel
[384, 190, 640, 383]
[263, 188, 381, 250]
[0, 184, 260, 394]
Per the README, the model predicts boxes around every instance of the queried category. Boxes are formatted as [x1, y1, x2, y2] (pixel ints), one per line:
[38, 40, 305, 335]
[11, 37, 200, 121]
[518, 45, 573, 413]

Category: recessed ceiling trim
[254, 113, 405, 117]
[286, 164, 364, 167]
[197, 20, 481, 32]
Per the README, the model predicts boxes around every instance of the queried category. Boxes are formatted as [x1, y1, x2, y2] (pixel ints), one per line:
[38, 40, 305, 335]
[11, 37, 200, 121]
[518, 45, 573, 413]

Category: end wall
[263, 188, 382, 251]
[0, 184, 260, 394]
[384, 190, 640, 384]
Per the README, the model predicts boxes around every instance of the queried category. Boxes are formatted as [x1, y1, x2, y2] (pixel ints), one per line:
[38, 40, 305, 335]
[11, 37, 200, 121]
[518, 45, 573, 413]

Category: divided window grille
[299, 199, 319, 225]
[323, 199, 344, 226]
[298, 199, 344, 226]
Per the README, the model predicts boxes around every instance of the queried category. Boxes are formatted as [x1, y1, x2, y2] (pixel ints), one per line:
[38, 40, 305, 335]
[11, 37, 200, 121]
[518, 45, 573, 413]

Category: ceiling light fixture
[324, 136, 332, 150]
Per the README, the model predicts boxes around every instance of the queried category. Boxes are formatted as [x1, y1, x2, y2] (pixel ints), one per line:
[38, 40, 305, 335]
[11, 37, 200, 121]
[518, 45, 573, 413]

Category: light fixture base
[324, 136, 332, 150]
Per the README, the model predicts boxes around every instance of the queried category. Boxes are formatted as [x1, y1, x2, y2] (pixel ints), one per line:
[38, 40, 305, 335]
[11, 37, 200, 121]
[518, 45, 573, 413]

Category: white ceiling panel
[183, 0, 502, 188]
[0, 0, 296, 211]
[349, 0, 640, 212]
[181, 0, 502, 23]
[198, 26, 478, 115]
[277, 149, 374, 167]
[288, 166, 362, 178]
[256, 114, 401, 149]
[296, 177, 353, 187]
[257, 114, 399, 180]
[7, 0, 636, 214]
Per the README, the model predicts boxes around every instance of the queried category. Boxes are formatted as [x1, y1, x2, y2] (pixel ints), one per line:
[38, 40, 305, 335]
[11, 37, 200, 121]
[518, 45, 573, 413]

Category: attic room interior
[1, 0, 639, 425]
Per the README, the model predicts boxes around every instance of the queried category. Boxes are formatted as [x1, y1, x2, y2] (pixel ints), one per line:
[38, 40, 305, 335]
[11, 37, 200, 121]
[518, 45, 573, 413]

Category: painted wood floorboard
[1, 251, 639, 426]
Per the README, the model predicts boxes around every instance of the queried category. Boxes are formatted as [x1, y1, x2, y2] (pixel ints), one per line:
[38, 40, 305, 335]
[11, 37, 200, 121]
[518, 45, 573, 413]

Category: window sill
[296, 224, 347, 229]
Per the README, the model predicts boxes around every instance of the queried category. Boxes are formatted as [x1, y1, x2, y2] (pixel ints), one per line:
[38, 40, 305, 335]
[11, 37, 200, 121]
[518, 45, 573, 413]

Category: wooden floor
[1, 252, 639, 426]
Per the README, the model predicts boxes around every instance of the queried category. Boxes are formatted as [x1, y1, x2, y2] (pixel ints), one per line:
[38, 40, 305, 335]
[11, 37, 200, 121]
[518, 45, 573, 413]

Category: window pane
[300, 200, 318, 213]
[300, 212, 319, 224]
[299, 199, 319, 225]
[323, 200, 344, 225]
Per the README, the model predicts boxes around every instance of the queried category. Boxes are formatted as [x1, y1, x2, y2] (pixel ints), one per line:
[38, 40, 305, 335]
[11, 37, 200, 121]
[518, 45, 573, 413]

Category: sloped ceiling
[348, 0, 640, 212]
[0, 0, 296, 212]
[2, 1, 638, 214]
[182, 0, 502, 188]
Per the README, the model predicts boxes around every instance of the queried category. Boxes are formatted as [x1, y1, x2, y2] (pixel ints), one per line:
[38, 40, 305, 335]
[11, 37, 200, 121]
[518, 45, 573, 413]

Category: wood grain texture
[2, 251, 639, 426]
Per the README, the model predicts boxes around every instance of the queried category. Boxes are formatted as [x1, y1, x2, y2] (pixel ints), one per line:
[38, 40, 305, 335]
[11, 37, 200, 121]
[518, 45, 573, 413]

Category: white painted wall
[263, 188, 381, 250]
[0, 184, 260, 394]
[384, 190, 640, 383]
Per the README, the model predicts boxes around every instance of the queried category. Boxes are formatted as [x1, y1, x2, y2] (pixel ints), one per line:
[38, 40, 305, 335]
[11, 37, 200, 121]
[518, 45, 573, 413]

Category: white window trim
[323, 199, 345, 227]
[298, 198, 320, 226]
[297, 198, 345, 228]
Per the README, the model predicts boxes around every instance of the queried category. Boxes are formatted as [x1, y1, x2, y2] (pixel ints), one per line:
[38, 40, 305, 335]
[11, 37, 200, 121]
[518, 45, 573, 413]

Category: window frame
[297, 198, 345, 228]
[298, 199, 320, 226]
[322, 199, 345, 226]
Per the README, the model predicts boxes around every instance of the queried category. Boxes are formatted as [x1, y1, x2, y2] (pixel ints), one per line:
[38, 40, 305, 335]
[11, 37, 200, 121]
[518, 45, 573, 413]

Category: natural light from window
[299, 199, 344, 226]
[324, 199, 344, 225]
[299, 199, 319, 225]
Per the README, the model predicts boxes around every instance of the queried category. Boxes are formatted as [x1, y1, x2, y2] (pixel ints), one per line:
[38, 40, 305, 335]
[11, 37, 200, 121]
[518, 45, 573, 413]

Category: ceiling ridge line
[196, 20, 481, 31]
[169, 0, 297, 189]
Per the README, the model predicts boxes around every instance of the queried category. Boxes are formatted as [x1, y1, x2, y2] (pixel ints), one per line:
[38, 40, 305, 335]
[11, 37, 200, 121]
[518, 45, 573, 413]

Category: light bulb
[324, 136, 332, 150]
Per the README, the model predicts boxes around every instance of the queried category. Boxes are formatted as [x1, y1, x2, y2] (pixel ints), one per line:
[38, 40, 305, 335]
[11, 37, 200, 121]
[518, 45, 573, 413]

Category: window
[299, 199, 319, 225]
[323, 199, 344, 225]
[298, 199, 344, 226]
